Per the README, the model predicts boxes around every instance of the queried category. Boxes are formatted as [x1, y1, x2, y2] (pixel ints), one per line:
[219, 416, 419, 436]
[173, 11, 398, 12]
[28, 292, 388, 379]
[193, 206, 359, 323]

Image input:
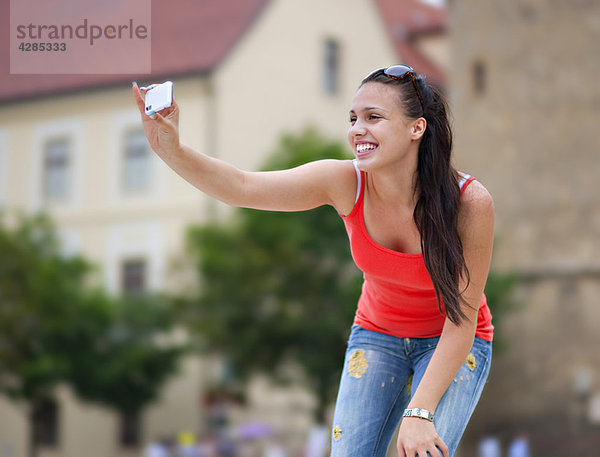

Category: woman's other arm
[397, 181, 495, 457]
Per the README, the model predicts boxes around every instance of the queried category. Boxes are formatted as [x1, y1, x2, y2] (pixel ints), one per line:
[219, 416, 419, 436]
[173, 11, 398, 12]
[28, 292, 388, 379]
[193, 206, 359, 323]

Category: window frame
[31, 118, 84, 211]
[42, 136, 72, 203]
[323, 38, 341, 95]
[121, 128, 152, 194]
[120, 256, 148, 295]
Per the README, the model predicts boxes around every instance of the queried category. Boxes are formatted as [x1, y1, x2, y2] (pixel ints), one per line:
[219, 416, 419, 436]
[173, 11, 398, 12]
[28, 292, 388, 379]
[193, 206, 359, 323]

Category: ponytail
[415, 82, 470, 324]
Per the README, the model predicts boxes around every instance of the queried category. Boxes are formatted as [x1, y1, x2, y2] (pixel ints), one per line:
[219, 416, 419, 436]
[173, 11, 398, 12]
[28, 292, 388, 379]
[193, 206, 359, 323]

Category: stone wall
[449, 1, 600, 455]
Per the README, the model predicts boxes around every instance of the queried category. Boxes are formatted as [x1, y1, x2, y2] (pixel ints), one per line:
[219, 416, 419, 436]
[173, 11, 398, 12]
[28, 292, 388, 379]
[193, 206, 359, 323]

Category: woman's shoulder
[456, 176, 494, 267]
[322, 159, 361, 216]
[458, 176, 494, 225]
[298, 159, 358, 215]
[310, 158, 357, 186]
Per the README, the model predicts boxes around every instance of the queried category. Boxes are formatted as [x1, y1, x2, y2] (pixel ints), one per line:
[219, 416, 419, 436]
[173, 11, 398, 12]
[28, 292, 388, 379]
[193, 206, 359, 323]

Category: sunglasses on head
[381, 65, 424, 111]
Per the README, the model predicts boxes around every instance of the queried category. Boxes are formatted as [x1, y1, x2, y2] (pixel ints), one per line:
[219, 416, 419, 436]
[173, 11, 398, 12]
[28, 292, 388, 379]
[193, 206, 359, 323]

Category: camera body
[144, 81, 173, 115]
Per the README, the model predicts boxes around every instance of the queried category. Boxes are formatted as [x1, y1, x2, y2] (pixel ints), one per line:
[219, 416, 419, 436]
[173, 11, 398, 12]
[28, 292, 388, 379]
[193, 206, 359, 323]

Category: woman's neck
[366, 153, 419, 209]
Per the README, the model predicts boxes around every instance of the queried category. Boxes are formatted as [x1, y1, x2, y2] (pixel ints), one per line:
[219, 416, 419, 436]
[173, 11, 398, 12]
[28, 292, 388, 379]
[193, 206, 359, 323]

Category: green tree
[0, 212, 186, 456]
[0, 212, 104, 400]
[66, 293, 187, 445]
[181, 128, 361, 419]
[482, 270, 521, 352]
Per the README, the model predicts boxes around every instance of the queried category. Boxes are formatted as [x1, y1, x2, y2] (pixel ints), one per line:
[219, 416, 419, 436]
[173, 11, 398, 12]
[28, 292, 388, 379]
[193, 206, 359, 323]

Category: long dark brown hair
[361, 69, 471, 324]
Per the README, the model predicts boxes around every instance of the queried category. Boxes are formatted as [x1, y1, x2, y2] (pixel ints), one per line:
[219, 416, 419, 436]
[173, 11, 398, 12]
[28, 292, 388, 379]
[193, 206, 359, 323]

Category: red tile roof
[1, 0, 447, 103]
[0, 0, 269, 103]
[374, 0, 447, 86]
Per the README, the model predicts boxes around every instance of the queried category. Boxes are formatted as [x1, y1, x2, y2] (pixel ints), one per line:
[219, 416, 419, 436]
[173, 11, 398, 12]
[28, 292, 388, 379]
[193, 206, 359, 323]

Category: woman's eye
[349, 117, 357, 124]
[369, 114, 381, 120]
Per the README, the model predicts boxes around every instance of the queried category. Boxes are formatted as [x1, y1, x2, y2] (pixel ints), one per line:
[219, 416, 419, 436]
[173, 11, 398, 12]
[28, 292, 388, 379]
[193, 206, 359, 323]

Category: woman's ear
[411, 117, 427, 140]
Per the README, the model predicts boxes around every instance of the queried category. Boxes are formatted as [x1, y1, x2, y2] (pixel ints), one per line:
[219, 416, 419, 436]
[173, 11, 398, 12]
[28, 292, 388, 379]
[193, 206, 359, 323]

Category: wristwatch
[403, 408, 434, 422]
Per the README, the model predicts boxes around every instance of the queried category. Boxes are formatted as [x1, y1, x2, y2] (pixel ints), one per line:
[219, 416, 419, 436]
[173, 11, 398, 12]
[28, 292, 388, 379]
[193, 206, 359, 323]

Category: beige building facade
[0, 1, 449, 456]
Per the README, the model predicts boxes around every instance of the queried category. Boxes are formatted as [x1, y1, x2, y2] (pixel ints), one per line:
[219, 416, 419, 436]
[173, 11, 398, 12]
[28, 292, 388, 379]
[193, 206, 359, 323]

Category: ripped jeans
[330, 325, 492, 457]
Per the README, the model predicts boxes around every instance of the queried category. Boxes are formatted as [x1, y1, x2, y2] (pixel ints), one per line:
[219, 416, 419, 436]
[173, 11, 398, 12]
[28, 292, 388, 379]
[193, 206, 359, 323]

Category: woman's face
[347, 82, 424, 172]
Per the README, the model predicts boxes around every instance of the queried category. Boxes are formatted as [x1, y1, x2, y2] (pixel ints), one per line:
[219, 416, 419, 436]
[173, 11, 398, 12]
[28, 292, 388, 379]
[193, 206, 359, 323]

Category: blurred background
[1, 0, 599, 456]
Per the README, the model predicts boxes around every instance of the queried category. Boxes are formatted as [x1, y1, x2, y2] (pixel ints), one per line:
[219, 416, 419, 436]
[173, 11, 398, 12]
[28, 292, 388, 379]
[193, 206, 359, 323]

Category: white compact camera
[144, 81, 173, 115]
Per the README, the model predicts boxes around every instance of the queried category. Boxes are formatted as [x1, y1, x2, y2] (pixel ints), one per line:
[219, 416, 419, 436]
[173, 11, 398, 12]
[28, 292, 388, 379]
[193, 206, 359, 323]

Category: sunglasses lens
[384, 65, 414, 79]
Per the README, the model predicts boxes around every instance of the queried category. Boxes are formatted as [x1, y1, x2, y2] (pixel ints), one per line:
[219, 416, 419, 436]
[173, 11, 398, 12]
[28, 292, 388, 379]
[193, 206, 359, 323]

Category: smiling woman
[131, 62, 494, 457]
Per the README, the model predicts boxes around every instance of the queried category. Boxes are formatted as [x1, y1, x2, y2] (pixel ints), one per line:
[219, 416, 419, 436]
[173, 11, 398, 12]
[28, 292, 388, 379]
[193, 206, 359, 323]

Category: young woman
[132, 65, 495, 457]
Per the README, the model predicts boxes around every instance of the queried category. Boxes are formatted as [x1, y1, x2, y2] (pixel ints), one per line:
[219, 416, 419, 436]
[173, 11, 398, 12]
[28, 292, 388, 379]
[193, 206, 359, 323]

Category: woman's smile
[355, 142, 378, 158]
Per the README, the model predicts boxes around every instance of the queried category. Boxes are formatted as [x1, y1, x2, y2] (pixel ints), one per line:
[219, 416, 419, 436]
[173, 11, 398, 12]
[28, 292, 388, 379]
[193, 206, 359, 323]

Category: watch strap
[403, 408, 434, 422]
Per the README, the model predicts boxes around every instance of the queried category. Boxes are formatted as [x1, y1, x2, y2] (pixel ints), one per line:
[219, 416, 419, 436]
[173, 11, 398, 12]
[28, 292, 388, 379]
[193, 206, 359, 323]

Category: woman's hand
[397, 417, 449, 457]
[132, 82, 181, 156]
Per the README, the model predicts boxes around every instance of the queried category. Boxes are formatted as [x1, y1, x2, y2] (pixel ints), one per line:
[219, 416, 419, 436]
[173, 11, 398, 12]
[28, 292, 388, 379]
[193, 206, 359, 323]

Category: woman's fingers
[437, 439, 449, 457]
[406, 447, 441, 457]
[398, 435, 448, 457]
[148, 110, 166, 123]
[139, 84, 158, 92]
[131, 83, 146, 114]
[147, 98, 179, 122]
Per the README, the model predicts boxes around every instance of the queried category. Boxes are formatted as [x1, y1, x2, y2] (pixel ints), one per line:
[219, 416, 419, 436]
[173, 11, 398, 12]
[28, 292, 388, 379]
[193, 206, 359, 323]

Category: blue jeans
[330, 325, 492, 457]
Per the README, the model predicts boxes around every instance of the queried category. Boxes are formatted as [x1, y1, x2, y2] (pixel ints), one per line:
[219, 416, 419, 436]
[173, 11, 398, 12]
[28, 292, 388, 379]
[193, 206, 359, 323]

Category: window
[473, 60, 487, 96]
[119, 411, 141, 447]
[121, 258, 147, 295]
[32, 398, 59, 447]
[323, 39, 340, 95]
[43, 138, 70, 201]
[122, 130, 151, 193]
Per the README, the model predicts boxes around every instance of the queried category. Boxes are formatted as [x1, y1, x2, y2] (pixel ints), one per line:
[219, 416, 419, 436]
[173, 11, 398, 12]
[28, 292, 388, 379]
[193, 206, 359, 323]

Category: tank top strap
[459, 174, 476, 197]
[352, 159, 365, 204]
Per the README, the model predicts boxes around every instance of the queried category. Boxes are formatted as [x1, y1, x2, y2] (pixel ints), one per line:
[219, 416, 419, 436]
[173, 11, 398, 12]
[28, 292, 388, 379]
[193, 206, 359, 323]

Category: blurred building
[450, 1, 600, 455]
[0, 1, 448, 456]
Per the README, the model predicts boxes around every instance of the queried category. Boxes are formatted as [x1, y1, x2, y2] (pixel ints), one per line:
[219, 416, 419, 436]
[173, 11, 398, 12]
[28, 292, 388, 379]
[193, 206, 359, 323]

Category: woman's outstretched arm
[132, 83, 356, 213]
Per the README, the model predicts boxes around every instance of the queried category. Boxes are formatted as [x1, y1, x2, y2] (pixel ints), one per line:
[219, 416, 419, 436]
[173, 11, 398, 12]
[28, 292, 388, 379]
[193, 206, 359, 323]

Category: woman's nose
[349, 121, 366, 137]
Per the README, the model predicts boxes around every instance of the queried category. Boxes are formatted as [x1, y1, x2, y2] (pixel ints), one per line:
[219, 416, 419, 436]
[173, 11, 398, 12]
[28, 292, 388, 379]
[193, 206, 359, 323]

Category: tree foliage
[482, 269, 521, 352]
[67, 293, 187, 414]
[0, 212, 186, 415]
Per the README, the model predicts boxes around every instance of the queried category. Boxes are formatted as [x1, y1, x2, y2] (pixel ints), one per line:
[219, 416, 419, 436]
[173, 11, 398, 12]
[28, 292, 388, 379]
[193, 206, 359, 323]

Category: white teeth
[356, 143, 377, 153]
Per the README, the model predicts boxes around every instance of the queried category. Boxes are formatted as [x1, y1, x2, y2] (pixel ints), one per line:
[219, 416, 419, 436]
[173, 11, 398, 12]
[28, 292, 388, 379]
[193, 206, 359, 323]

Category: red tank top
[340, 164, 494, 341]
